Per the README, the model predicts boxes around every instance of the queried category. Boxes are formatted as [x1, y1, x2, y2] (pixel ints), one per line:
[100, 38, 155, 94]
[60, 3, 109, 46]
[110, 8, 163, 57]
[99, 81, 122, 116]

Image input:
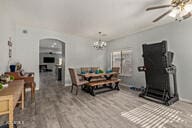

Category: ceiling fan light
[184, 4, 192, 13]
[179, 7, 191, 17]
[169, 8, 180, 18]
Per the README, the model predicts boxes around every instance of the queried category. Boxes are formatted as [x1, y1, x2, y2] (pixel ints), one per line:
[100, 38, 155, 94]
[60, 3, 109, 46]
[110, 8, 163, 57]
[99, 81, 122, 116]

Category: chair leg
[71, 84, 74, 93]
[76, 86, 79, 95]
[31, 87, 35, 103]
[32, 85, 35, 103]
[24, 87, 26, 99]
[30, 85, 32, 102]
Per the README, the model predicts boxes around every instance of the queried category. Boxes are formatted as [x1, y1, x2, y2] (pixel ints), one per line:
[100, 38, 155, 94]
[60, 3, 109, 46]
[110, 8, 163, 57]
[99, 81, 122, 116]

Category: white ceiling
[9, 0, 175, 41]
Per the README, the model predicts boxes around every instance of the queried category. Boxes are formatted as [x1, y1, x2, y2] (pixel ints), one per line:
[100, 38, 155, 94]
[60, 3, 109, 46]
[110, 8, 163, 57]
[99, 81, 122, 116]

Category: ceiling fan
[146, 0, 192, 22]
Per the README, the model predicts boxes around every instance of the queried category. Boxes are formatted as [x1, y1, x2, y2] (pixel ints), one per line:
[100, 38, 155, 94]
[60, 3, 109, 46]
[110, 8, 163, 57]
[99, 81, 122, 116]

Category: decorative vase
[10, 65, 16, 72]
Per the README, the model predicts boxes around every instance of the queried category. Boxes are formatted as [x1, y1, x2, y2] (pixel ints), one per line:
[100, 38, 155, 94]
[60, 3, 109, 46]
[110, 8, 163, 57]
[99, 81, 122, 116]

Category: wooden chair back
[81, 67, 90, 73]
[91, 67, 99, 72]
[69, 68, 79, 85]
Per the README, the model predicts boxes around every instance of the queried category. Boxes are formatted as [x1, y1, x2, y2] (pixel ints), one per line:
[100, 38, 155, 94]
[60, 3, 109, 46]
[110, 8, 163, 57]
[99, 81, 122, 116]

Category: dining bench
[86, 79, 121, 96]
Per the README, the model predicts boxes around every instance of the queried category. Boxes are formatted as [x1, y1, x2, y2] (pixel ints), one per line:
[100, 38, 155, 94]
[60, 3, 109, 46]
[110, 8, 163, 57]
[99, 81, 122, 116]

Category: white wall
[0, 1, 16, 73]
[0, 1, 107, 88]
[0, 1, 107, 89]
[13, 25, 106, 88]
[107, 19, 192, 101]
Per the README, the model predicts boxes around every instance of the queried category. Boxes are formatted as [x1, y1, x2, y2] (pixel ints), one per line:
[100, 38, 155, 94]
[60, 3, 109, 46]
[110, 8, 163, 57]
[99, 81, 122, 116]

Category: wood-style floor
[1, 72, 192, 128]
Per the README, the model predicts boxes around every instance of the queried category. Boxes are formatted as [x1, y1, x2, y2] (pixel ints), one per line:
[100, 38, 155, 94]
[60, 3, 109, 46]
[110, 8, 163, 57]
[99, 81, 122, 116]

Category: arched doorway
[39, 38, 65, 88]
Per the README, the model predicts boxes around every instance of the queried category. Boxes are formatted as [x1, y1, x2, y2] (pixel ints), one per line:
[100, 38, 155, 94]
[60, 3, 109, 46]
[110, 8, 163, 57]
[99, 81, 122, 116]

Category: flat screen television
[43, 57, 55, 63]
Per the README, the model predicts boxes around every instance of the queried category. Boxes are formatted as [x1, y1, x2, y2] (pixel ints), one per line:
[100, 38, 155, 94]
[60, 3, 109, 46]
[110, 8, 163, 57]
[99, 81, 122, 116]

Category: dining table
[78, 72, 117, 81]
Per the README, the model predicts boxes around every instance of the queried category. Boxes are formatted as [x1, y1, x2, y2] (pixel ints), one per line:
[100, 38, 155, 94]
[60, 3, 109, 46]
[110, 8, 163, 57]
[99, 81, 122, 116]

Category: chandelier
[93, 32, 107, 50]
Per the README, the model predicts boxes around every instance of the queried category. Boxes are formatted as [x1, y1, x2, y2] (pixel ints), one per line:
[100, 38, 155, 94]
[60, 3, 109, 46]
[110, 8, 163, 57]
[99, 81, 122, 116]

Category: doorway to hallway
[39, 38, 65, 88]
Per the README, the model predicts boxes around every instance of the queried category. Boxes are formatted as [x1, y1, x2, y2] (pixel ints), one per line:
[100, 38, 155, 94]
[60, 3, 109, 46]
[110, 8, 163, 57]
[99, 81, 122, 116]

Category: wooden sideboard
[0, 80, 24, 128]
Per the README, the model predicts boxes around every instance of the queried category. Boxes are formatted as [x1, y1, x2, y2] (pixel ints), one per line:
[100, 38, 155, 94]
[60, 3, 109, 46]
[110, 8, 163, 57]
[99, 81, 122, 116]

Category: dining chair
[81, 67, 90, 73]
[112, 67, 120, 79]
[91, 67, 99, 72]
[69, 68, 89, 95]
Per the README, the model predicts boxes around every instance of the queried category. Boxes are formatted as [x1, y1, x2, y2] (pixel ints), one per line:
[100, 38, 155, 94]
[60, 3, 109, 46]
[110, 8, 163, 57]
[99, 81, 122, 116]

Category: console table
[0, 80, 24, 128]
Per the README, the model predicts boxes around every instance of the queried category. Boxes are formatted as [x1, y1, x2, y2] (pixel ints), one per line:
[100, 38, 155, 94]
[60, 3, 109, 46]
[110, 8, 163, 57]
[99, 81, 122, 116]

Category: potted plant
[0, 83, 3, 90]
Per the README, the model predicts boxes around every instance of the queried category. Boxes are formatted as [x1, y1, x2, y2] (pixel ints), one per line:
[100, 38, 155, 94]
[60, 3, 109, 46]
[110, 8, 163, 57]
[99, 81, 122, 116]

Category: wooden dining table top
[78, 72, 117, 78]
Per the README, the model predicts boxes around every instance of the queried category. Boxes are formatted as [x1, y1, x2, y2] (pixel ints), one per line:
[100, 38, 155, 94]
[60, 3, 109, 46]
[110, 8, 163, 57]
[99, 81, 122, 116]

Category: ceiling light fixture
[169, 2, 192, 21]
[93, 32, 107, 50]
[146, 0, 192, 22]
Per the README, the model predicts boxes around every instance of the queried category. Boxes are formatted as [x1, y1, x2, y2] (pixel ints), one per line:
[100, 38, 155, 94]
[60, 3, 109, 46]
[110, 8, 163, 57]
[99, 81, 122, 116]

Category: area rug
[121, 103, 185, 128]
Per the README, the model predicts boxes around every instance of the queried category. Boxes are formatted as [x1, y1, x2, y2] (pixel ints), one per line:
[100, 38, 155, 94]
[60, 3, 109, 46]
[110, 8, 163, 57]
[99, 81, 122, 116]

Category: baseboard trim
[179, 98, 192, 104]
[119, 83, 128, 86]
[65, 83, 71, 87]
[120, 84, 192, 104]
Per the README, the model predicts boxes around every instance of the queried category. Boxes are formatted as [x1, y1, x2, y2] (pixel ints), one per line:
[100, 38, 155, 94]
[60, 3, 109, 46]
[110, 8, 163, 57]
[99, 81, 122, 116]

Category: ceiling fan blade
[146, 5, 172, 11]
[153, 9, 173, 22]
[182, 12, 192, 20]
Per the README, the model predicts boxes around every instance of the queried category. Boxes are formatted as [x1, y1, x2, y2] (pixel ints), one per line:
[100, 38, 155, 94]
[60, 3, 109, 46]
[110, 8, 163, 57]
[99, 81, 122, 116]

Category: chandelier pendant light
[93, 32, 107, 50]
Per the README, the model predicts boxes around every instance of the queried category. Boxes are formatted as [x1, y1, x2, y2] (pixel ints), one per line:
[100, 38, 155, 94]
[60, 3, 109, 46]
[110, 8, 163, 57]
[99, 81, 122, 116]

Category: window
[112, 50, 133, 76]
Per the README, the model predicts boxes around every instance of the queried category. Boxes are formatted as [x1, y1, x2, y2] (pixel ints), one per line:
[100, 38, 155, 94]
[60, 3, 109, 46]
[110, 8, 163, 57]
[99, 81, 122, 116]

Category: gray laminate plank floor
[1, 72, 192, 128]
